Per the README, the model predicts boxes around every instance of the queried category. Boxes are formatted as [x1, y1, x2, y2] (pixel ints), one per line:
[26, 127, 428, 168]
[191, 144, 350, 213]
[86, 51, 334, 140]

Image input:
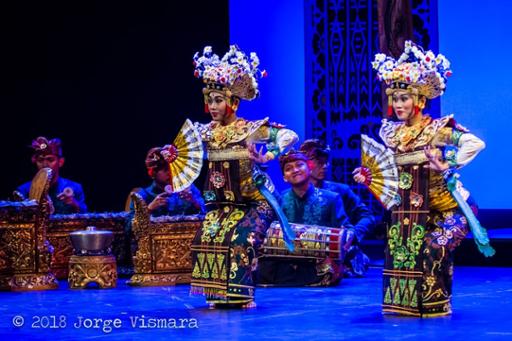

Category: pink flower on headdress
[372, 40, 452, 99]
[193, 45, 264, 100]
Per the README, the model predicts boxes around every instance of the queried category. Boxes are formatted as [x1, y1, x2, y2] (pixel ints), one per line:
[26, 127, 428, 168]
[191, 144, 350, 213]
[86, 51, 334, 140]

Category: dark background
[0, 0, 229, 211]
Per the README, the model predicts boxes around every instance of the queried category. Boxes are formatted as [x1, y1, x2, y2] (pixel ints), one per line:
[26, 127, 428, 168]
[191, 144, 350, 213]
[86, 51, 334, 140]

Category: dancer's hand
[352, 167, 371, 185]
[248, 143, 270, 164]
[424, 145, 449, 172]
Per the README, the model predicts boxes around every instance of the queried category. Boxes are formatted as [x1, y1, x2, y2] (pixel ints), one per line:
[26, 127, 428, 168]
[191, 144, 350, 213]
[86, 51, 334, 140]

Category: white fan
[360, 134, 400, 210]
[163, 119, 204, 193]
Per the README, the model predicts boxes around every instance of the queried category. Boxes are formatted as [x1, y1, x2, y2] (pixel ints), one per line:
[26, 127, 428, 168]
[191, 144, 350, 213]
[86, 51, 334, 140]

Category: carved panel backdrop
[411, 0, 440, 116]
[305, 0, 438, 219]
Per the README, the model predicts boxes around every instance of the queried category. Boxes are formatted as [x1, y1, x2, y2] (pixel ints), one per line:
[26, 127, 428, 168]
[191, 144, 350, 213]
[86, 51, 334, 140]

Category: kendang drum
[263, 221, 344, 260]
[261, 222, 345, 286]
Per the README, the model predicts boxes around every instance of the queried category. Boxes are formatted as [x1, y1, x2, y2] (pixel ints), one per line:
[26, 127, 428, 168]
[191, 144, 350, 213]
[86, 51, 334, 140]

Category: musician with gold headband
[189, 45, 298, 308]
[16, 136, 87, 214]
[258, 150, 345, 286]
[353, 41, 494, 317]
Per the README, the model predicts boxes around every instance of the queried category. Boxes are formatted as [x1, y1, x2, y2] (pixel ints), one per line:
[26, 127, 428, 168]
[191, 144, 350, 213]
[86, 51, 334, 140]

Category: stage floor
[1, 266, 511, 340]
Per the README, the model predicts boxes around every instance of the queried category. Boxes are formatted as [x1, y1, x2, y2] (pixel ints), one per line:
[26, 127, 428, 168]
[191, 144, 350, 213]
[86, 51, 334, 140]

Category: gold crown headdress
[193, 45, 267, 102]
[372, 40, 452, 116]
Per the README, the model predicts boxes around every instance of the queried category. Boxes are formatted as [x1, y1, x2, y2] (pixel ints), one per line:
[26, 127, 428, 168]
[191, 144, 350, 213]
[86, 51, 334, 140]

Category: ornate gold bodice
[380, 115, 458, 212]
[195, 117, 297, 204]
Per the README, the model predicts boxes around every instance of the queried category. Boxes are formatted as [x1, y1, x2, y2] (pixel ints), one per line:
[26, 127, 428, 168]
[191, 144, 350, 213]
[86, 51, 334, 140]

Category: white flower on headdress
[372, 40, 453, 99]
[193, 45, 263, 100]
[375, 53, 386, 63]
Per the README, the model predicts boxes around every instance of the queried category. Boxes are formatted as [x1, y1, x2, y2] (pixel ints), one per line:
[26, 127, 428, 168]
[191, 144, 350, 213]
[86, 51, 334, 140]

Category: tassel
[253, 171, 296, 252]
[387, 95, 393, 117]
[477, 242, 496, 257]
[413, 94, 420, 115]
[204, 102, 209, 113]
[226, 105, 234, 116]
[446, 173, 496, 257]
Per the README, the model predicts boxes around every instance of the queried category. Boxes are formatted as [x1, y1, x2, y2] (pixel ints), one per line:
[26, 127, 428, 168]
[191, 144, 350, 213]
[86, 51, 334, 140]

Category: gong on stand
[68, 226, 117, 289]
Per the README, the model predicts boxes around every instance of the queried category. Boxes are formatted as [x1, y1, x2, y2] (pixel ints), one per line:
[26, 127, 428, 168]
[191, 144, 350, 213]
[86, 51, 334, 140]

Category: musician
[129, 146, 205, 217]
[300, 139, 375, 277]
[258, 150, 346, 286]
[122, 146, 205, 273]
[16, 136, 87, 214]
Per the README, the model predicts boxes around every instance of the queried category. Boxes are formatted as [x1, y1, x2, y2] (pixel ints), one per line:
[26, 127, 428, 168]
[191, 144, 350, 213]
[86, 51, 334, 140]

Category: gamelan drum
[263, 221, 344, 260]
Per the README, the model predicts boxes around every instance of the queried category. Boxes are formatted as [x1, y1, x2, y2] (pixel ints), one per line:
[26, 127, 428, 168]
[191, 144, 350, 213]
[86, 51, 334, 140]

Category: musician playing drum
[258, 150, 349, 286]
[300, 139, 375, 277]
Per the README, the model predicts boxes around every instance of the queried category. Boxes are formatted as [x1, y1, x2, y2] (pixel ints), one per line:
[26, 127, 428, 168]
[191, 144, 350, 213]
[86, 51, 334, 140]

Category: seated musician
[128, 146, 205, 217]
[122, 146, 206, 272]
[16, 136, 87, 214]
[257, 150, 347, 286]
[299, 139, 375, 277]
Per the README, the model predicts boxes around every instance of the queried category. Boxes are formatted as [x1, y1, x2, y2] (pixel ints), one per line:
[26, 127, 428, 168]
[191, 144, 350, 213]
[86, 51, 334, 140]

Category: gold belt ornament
[394, 149, 440, 166]
[207, 149, 250, 161]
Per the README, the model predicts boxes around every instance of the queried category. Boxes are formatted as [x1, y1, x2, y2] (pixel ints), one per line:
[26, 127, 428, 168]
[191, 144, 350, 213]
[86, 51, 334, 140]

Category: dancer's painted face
[392, 90, 414, 121]
[206, 91, 228, 122]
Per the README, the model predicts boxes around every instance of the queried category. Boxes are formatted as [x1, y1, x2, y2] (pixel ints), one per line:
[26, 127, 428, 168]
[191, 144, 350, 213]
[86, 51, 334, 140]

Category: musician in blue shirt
[300, 139, 375, 277]
[16, 136, 87, 214]
[258, 150, 345, 286]
[128, 146, 205, 217]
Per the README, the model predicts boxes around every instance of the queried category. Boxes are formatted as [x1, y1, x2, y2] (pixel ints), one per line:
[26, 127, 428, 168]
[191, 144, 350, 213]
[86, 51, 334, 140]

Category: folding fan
[360, 134, 400, 210]
[162, 119, 204, 193]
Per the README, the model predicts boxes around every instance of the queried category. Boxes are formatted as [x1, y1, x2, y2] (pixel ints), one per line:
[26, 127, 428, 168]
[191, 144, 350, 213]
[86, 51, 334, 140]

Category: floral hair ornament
[372, 40, 452, 116]
[30, 136, 62, 163]
[193, 45, 267, 113]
